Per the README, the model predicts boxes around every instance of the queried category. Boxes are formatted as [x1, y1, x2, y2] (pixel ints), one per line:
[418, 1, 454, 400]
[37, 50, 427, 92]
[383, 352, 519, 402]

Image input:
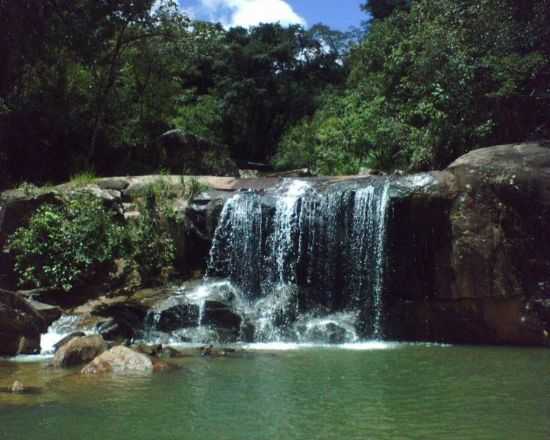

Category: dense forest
[1, 0, 548, 188]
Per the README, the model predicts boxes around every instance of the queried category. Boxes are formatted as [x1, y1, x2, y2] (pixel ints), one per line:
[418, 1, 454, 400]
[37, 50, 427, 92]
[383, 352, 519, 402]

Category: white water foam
[6, 315, 87, 362]
[242, 341, 401, 351]
[40, 315, 85, 355]
[272, 180, 312, 283]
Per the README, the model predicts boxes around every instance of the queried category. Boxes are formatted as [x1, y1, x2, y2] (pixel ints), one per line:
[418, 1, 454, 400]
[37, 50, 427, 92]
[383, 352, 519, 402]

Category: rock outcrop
[1, 142, 549, 347]
[385, 142, 550, 346]
[0, 289, 46, 356]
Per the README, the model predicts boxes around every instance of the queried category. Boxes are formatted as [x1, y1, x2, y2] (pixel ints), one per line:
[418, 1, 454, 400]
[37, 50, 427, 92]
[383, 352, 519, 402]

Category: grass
[69, 171, 97, 187]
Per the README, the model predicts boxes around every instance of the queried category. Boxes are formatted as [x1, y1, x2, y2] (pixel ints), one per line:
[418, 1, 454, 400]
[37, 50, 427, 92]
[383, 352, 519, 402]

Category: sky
[178, 0, 366, 31]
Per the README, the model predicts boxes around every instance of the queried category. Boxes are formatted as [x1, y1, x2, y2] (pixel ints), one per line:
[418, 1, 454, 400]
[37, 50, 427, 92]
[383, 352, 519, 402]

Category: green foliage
[129, 175, 206, 282]
[273, 119, 317, 171]
[176, 22, 348, 162]
[280, 0, 550, 174]
[8, 194, 129, 291]
[6, 180, 197, 290]
[15, 182, 41, 196]
[139, 176, 207, 215]
[180, 177, 208, 201]
[129, 191, 175, 284]
[361, 0, 411, 21]
[1, 4, 347, 183]
[0, 0, 190, 183]
[171, 95, 224, 144]
[3, 0, 547, 181]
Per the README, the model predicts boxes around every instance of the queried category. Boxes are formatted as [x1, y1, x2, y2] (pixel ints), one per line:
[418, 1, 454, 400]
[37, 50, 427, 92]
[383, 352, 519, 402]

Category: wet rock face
[0, 289, 45, 356]
[445, 144, 550, 301]
[1, 143, 549, 347]
[384, 143, 550, 346]
[96, 318, 135, 343]
[202, 301, 242, 333]
[91, 300, 148, 341]
[152, 298, 200, 333]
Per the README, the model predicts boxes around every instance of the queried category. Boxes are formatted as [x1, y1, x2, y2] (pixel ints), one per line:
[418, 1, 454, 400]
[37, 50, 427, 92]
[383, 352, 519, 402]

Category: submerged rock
[81, 346, 153, 375]
[52, 335, 107, 368]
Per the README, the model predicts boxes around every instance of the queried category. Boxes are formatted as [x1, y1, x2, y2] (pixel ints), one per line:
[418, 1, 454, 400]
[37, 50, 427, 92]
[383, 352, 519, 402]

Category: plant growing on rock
[129, 190, 176, 285]
[69, 171, 97, 187]
[8, 194, 130, 291]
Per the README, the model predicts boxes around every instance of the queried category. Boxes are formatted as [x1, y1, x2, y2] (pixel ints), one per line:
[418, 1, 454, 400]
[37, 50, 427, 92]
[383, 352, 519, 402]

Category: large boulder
[91, 299, 148, 331]
[0, 289, 46, 356]
[384, 142, 550, 345]
[149, 297, 200, 333]
[96, 318, 135, 343]
[202, 301, 242, 341]
[52, 335, 107, 368]
[81, 346, 153, 375]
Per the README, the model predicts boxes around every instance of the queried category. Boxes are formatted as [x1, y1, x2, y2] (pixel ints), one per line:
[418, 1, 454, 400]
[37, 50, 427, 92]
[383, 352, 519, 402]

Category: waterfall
[207, 191, 265, 295]
[349, 182, 391, 338]
[202, 178, 393, 342]
[142, 178, 393, 344]
[270, 180, 311, 284]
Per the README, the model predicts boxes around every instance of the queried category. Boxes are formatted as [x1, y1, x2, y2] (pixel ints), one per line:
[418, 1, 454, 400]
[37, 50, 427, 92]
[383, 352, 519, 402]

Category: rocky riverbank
[1, 142, 549, 351]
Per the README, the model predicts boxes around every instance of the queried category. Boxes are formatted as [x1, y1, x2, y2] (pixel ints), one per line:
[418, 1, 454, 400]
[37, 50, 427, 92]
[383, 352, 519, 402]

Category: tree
[278, 0, 550, 174]
[0, 0, 191, 185]
[361, 0, 411, 20]
[212, 23, 347, 161]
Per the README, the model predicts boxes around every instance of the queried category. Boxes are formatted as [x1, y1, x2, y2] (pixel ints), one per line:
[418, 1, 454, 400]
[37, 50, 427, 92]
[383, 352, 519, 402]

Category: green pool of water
[1, 343, 549, 440]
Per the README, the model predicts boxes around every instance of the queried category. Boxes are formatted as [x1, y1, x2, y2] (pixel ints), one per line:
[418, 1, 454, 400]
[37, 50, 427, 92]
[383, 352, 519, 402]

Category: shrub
[8, 194, 130, 291]
[8, 178, 201, 290]
[129, 190, 176, 284]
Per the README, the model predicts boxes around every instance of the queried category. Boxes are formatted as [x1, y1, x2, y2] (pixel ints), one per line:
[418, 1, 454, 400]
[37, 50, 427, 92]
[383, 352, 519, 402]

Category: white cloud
[197, 0, 306, 28]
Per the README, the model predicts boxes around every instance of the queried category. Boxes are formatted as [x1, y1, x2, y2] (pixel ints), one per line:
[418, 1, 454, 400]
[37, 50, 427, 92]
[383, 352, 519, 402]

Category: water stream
[145, 178, 395, 344]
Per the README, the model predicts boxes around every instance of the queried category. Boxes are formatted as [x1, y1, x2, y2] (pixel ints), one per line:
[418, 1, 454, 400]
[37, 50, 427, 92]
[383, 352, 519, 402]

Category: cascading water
[143, 178, 394, 344]
[349, 183, 391, 338]
[202, 178, 393, 342]
[270, 180, 312, 284]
